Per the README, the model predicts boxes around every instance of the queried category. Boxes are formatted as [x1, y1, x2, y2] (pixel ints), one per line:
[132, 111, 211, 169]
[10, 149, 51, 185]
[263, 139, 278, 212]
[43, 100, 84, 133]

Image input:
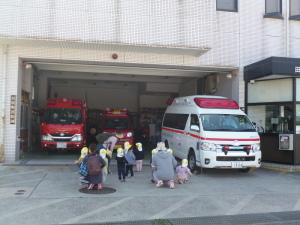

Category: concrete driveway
[0, 151, 300, 225]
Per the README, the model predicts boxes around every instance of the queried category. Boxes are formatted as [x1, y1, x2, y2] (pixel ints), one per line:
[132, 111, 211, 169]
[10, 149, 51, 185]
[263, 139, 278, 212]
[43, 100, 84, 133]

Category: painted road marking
[226, 194, 256, 215]
[148, 196, 195, 220]
[0, 198, 69, 221]
[61, 197, 134, 224]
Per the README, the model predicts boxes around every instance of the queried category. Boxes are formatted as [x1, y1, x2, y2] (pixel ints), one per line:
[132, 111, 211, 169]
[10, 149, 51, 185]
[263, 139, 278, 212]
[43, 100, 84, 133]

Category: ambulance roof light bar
[194, 98, 239, 109]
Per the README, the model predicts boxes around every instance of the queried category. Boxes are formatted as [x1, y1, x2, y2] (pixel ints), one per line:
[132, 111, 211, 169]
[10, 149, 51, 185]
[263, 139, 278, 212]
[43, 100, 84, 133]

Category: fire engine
[40, 98, 87, 153]
[101, 108, 134, 149]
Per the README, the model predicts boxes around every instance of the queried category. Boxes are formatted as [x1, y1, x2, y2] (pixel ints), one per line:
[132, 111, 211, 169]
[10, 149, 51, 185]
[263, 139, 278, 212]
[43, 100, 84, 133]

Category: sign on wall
[10, 95, 16, 124]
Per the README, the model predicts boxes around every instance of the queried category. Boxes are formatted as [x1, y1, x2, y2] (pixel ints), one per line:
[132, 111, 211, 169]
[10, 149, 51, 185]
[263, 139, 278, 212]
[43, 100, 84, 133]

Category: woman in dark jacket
[83, 143, 106, 190]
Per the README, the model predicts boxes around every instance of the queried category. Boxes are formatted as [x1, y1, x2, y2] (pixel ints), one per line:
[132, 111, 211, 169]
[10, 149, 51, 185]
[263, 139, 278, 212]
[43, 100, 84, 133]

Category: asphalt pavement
[0, 149, 300, 225]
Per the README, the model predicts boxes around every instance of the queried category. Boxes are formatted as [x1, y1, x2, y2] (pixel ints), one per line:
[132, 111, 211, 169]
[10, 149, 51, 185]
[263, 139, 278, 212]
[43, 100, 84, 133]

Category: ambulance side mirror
[190, 125, 200, 132]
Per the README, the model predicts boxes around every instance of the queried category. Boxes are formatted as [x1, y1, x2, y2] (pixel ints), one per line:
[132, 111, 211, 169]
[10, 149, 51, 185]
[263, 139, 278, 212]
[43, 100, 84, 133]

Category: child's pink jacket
[176, 166, 192, 179]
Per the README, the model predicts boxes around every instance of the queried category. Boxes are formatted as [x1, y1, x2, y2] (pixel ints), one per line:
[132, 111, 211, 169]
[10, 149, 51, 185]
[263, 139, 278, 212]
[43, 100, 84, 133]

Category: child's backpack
[95, 132, 113, 144]
[86, 155, 102, 175]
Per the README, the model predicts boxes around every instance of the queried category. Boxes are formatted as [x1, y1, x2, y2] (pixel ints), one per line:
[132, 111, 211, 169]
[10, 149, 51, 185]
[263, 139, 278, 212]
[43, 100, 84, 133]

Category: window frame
[290, 0, 300, 21]
[264, 0, 283, 19]
[216, 0, 238, 12]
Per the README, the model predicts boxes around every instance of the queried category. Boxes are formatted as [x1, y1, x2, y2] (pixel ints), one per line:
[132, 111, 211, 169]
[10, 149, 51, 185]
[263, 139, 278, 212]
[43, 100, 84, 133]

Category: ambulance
[161, 95, 261, 172]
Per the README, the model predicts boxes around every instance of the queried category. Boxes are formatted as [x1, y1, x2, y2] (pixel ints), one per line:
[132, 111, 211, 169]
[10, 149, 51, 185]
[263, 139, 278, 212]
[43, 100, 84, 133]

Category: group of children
[75, 142, 145, 186]
[75, 141, 192, 189]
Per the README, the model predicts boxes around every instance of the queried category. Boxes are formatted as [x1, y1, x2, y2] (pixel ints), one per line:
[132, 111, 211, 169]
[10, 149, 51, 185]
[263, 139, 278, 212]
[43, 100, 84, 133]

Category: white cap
[117, 148, 124, 157]
[100, 149, 106, 158]
[156, 142, 166, 151]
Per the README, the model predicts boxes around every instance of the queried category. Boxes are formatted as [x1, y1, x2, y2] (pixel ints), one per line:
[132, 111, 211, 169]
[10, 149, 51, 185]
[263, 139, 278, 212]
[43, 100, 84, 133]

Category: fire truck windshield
[44, 108, 82, 124]
[103, 118, 130, 130]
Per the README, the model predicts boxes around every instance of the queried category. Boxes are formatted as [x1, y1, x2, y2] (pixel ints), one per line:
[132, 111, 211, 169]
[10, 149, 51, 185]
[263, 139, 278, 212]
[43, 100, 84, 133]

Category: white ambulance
[161, 95, 261, 172]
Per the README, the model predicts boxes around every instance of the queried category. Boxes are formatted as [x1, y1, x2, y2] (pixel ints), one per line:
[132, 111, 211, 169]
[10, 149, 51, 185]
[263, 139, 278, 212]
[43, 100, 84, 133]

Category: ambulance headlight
[41, 134, 53, 141]
[201, 142, 217, 151]
[127, 132, 133, 137]
[71, 134, 83, 142]
[252, 143, 260, 151]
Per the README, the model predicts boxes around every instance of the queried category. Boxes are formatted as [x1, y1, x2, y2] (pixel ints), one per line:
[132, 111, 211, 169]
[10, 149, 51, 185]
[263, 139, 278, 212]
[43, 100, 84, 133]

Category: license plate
[231, 162, 243, 168]
[57, 142, 67, 148]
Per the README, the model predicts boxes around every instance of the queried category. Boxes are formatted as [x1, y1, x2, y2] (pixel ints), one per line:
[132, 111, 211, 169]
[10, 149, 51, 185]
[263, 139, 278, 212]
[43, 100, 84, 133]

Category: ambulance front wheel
[188, 151, 198, 173]
[238, 167, 251, 173]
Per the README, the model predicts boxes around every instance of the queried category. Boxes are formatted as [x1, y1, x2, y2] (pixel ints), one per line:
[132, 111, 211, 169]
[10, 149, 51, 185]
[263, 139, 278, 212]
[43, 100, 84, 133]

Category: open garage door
[22, 59, 236, 156]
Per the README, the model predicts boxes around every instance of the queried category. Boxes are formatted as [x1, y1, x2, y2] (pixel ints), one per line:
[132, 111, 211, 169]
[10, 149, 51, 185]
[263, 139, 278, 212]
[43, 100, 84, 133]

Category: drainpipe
[286, 0, 289, 57]
[0, 44, 8, 163]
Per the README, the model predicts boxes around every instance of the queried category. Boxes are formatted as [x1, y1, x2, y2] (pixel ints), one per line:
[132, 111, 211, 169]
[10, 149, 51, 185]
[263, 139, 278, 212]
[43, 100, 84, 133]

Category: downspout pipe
[286, 0, 289, 57]
[0, 44, 8, 162]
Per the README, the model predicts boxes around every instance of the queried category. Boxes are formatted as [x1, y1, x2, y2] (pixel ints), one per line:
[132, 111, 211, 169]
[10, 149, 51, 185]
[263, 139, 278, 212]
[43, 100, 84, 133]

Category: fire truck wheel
[238, 167, 251, 173]
[188, 151, 197, 173]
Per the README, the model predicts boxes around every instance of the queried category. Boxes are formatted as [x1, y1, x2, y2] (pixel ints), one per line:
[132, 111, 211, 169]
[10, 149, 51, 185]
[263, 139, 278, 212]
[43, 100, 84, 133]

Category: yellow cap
[167, 149, 173, 154]
[117, 148, 124, 153]
[136, 142, 142, 147]
[152, 149, 157, 155]
[81, 147, 88, 155]
[182, 159, 188, 167]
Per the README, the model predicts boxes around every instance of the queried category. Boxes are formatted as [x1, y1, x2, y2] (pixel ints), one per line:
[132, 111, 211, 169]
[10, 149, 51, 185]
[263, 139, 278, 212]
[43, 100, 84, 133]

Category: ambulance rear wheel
[188, 151, 197, 173]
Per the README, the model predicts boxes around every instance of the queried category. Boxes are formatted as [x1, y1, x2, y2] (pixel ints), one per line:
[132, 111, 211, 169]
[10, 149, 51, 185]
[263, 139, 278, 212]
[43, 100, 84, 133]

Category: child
[99, 149, 108, 184]
[175, 159, 192, 184]
[83, 143, 106, 190]
[124, 142, 131, 154]
[124, 146, 135, 178]
[150, 148, 157, 183]
[115, 148, 128, 182]
[74, 147, 89, 184]
[134, 142, 144, 172]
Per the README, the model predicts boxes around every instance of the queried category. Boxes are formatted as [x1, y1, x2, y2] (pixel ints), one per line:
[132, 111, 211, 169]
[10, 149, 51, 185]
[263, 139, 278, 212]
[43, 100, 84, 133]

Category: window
[163, 113, 189, 130]
[248, 104, 294, 134]
[216, 0, 238, 12]
[264, 0, 283, 19]
[290, 0, 300, 20]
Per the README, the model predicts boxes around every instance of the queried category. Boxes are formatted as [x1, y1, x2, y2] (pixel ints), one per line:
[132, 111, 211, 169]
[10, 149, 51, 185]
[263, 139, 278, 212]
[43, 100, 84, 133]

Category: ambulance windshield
[200, 114, 256, 131]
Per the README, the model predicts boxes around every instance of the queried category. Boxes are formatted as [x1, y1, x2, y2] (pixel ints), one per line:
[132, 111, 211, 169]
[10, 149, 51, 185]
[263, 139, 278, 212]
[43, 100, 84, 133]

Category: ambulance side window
[190, 114, 200, 131]
[190, 114, 199, 127]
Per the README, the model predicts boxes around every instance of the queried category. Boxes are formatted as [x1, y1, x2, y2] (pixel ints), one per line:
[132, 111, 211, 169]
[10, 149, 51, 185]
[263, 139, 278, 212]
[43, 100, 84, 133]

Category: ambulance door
[172, 113, 189, 159]
[186, 114, 201, 164]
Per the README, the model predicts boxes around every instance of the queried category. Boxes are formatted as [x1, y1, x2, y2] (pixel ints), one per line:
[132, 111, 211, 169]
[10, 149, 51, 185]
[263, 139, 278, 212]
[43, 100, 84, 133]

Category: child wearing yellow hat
[175, 159, 192, 184]
[115, 148, 128, 182]
[124, 145, 136, 178]
[99, 149, 109, 183]
[74, 147, 89, 184]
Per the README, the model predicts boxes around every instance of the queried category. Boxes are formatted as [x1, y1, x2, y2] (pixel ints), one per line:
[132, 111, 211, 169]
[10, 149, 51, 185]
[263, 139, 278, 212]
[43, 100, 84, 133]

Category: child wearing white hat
[175, 159, 192, 184]
[150, 148, 158, 183]
[124, 145, 135, 178]
[115, 148, 128, 182]
[134, 142, 144, 172]
[99, 149, 108, 183]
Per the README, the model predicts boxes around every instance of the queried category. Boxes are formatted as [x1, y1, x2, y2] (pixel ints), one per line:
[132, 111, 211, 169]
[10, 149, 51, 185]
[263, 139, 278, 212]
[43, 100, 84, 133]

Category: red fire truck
[40, 98, 87, 153]
[101, 108, 134, 149]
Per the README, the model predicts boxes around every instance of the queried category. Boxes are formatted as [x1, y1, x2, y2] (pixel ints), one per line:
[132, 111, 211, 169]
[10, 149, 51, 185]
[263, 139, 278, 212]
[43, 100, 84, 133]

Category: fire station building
[0, 0, 300, 165]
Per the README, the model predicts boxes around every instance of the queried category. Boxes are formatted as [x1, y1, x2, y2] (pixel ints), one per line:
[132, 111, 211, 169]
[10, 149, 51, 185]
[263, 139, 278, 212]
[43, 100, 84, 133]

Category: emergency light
[194, 98, 239, 109]
[72, 99, 83, 106]
[46, 98, 56, 105]
[105, 108, 127, 115]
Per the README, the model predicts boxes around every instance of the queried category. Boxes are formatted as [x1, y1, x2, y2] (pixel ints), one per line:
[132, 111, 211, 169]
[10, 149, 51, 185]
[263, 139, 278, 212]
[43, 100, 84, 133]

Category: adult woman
[83, 143, 106, 190]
